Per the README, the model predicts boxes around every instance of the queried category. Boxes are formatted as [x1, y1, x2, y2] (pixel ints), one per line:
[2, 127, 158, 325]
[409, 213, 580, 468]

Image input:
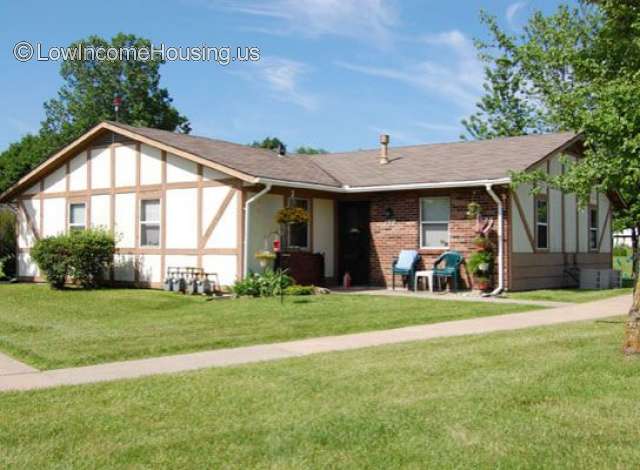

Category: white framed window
[589, 205, 599, 251]
[420, 197, 450, 249]
[287, 198, 310, 250]
[140, 199, 161, 247]
[535, 196, 549, 250]
[68, 203, 86, 232]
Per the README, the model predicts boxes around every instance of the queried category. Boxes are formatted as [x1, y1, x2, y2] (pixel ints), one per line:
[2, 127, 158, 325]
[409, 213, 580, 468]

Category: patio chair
[433, 251, 464, 292]
[392, 250, 420, 290]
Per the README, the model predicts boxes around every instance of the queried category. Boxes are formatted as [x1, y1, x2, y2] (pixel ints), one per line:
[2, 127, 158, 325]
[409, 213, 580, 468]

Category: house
[0, 121, 613, 291]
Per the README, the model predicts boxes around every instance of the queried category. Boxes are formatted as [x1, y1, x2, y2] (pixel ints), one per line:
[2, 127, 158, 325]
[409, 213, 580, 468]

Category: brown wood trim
[598, 206, 611, 251]
[196, 164, 204, 269]
[86, 149, 92, 226]
[17, 200, 41, 241]
[39, 180, 44, 237]
[21, 180, 228, 200]
[160, 150, 167, 281]
[201, 188, 236, 248]
[109, 144, 116, 281]
[511, 190, 536, 252]
[116, 248, 239, 256]
[560, 162, 565, 254]
[237, 188, 245, 280]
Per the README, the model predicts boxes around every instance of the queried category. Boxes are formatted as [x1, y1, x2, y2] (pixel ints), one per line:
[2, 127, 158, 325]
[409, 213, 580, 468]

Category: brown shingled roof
[305, 132, 579, 188]
[108, 122, 342, 187]
[112, 122, 578, 188]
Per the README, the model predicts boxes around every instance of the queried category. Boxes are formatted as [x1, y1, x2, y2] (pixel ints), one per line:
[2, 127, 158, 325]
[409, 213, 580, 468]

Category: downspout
[485, 184, 504, 296]
[243, 184, 272, 277]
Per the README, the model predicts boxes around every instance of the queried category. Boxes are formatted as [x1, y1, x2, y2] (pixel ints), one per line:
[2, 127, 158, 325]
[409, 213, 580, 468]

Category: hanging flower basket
[466, 201, 481, 219]
[276, 207, 310, 225]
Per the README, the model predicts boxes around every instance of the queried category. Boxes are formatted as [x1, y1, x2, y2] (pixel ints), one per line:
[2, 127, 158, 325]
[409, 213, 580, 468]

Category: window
[420, 197, 450, 248]
[68, 203, 86, 232]
[287, 198, 310, 250]
[140, 199, 160, 247]
[589, 205, 599, 251]
[535, 196, 549, 250]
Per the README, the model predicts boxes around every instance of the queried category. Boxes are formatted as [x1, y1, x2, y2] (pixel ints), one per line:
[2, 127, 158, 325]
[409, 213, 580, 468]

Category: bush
[285, 285, 315, 296]
[232, 269, 294, 297]
[613, 245, 632, 257]
[0, 209, 16, 278]
[68, 229, 116, 288]
[31, 235, 73, 289]
[31, 229, 115, 289]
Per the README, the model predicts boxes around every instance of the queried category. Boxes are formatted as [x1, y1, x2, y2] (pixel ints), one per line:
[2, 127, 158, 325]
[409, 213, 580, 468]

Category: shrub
[68, 229, 115, 288]
[285, 285, 315, 296]
[31, 235, 73, 289]
[31, 229, 115, 289]
[232, 269, 294, 297]
[0, 209, 16, 278]
[613, 245, 631, 257]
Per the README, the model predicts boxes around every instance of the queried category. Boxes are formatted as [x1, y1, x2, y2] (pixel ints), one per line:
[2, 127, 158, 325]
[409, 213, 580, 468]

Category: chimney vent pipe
[379, 134, 390, 165]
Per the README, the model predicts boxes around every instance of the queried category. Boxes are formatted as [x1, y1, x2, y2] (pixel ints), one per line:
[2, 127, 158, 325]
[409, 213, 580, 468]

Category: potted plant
[467, 250, 493, 292]
[255, 250, 276, 268]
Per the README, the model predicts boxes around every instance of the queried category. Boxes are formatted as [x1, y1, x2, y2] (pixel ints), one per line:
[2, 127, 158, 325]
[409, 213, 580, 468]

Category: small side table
[414, 270, 437, 292]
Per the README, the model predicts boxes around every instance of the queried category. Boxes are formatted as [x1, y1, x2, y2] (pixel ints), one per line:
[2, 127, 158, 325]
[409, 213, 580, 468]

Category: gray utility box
[579, 269, 621, 289]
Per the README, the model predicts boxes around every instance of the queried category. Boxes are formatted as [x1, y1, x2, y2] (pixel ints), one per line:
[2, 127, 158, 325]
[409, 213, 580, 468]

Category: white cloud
[216, 0, 398, 46]
[337, 29, 483, 111]
[235, 57, 318, 110]
[506, 2, 527, 29]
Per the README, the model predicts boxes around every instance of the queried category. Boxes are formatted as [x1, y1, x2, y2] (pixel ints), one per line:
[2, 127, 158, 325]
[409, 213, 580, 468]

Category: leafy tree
[470, 1, 640, 352]
[251, 137, 286, 152]
[0, 33, 189, 195]
[295, 146, 328, 155]
[462, 12, 554, 140]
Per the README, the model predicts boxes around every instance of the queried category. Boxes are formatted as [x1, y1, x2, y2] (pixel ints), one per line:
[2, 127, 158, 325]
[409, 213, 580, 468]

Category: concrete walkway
[334, 288, 572, 308]
[0, 294, 631, 393]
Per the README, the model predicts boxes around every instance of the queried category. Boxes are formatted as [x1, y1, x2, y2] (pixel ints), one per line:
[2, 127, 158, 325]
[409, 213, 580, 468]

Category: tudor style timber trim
[13, 136, 243, 286]
[511, 190, 536, 252]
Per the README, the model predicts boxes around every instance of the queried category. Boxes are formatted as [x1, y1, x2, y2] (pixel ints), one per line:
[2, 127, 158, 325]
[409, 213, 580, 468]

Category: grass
[0, 284, 540, 370]
[2, 317, 640, 468]
[506, 287, 631, 304]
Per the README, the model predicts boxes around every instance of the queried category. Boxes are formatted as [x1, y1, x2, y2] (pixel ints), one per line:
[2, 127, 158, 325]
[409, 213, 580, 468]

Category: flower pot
[474, 277, 491, 292]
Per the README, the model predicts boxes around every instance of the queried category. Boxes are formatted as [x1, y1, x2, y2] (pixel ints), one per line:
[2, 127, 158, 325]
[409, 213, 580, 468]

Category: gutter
[254, 177, 512, 193]
[243, 184, 272, 277]
[484, 183, 505, 296]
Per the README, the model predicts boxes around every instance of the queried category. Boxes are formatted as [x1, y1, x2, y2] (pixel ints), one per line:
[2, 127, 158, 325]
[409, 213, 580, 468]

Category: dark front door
[338, 201, 370, 285]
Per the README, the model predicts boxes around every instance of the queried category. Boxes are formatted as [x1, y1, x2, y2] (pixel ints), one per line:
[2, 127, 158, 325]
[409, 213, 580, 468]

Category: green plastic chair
[433, 251, 464, 292]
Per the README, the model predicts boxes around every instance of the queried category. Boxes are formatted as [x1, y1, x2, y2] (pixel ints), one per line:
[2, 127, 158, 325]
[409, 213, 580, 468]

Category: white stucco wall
[167, 153, 197, 183]
[115, 145, 137, 188]
[42, 198, 66, 237]
[68, 151, 87, 191]
[247, 193, 283, 274]
[312, 198, 335, 277]
[91, 195, 111, 229]
[166, 188, 198, 249]
[202, 255, 237, 286]
[205, 188, 238, 249]
[114, 193, 136, 247]
[91, 147, 111, 189]
[17, 199, 39, 248]
[43, 165, 66, 193]
[140, 144, 162, 186]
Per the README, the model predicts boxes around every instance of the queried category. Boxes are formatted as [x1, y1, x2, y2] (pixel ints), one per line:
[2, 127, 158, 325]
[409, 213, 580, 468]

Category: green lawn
[2, 318, 639, 468]
[0, 284, 540, 370]
[506, 287, 631, 304]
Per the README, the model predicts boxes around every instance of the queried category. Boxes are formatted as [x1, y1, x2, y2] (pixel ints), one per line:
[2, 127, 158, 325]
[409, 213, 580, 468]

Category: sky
[0, 0, 574, 153]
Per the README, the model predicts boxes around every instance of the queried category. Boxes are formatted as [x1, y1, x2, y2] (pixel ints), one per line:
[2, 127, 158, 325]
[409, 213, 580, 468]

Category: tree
[469, 1, 640, 352]
[0, 33, 189, 195]
[251, 137, 286, 151]
[462, 12, 553, 140]
[295, 146, 328, 155]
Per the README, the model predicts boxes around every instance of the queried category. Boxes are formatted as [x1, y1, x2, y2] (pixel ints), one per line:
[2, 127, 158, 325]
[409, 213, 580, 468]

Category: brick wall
[368, 187, 510, 290]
